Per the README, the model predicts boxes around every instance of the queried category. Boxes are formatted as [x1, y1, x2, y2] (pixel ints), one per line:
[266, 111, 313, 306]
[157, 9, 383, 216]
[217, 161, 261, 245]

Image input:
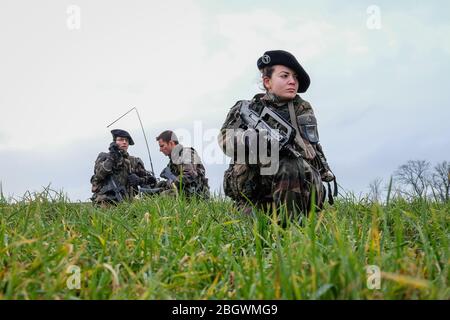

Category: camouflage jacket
[218, 93, 332, 175]
[161, 144, 210, 197]
[90, 150, 155, 203]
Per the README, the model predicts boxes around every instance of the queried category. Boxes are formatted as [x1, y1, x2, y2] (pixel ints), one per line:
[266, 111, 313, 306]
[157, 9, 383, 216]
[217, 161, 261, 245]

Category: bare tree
[394, 160, 431, 199]
[430, 161, 449, 202]
[368, 178, 383, 203]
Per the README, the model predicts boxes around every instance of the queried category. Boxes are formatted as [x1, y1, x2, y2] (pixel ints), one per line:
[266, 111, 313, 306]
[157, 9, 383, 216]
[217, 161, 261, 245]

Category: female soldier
[218, 50, 336, 219]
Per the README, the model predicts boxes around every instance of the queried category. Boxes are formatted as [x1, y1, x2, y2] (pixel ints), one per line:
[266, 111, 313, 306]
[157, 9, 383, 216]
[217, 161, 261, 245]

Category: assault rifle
[138, 186, 163, 196]
[99, 176, 127, 203]
[137, 167, 177, 196]
[240, 101, 338, 202]
[239, 101, 301, 158]
[136, 167, 178, 197]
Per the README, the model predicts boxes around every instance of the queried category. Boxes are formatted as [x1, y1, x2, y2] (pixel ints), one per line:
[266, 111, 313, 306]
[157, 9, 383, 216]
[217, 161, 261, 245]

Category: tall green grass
[0, 189, 448, 299]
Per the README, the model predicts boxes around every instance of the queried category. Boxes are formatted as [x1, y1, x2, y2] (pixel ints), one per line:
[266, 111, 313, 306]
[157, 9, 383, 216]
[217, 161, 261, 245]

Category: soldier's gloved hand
[279, 145, 294, 157]
[127, 173, 141, 187]
[321, 170, 335, 182]
[108, 142, 122, 162]
[147, 174, 157, 187]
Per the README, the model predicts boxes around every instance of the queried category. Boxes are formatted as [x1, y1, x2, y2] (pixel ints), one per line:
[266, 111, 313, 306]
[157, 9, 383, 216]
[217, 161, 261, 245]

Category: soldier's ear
[263, 76, 271, 91]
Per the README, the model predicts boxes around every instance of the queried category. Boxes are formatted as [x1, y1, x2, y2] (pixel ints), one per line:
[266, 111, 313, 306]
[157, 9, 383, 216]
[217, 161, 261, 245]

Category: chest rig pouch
[297, 114, 319, 144]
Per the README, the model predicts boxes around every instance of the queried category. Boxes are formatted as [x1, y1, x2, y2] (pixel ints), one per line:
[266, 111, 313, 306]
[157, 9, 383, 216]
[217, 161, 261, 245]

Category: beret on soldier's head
[257, 50, 310, 93]
[111, 129, 135, 145]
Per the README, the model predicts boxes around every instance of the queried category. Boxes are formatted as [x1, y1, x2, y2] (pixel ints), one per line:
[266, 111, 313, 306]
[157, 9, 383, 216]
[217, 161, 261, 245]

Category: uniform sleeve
[315, 143, 331, 171]
[92, 153, 115, 182]
[218, 101, 247, 159]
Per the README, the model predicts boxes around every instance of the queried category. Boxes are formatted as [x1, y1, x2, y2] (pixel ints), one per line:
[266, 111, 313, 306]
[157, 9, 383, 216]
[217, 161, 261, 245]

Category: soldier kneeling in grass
[90, 129, 157, 206]
[218, 50, 337, 221]
[155, 130, 210, 199]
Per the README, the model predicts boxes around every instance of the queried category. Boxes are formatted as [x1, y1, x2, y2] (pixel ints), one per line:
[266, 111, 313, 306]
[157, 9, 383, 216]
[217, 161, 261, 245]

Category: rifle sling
[327, 182, 334, 205]
[288, 101, 315, 160]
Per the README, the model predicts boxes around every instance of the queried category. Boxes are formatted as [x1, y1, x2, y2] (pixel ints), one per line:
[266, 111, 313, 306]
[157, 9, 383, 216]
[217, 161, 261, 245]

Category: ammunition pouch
[297, 114, 319, 144]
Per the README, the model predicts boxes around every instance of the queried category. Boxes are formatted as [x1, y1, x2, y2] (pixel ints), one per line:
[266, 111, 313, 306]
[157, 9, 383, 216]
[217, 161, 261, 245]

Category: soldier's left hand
[148, 174, 157, 187]
[108, 142, 122, 162]
[128, 173, 141, 186]
[322, 170, 335, 182]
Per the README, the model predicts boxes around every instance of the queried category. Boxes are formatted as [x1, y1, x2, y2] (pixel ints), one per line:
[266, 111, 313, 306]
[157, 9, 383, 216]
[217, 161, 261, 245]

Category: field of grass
[0, 190, 448, 300]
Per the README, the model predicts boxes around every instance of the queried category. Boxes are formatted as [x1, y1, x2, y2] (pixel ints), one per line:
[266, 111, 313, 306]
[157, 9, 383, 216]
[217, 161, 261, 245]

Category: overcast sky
[1, 0, 449, 202]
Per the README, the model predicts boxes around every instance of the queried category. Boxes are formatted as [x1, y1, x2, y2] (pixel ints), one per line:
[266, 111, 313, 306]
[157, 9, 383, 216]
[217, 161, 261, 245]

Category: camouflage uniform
[219, 93, 334, 217]
[90, 150, 156, 205]
[158, 144, 210, 198]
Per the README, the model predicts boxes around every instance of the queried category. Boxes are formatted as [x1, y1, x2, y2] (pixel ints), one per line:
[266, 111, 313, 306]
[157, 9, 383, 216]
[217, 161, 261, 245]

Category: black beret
[111, 129, 134, 145]
[257, 50, 310, 93]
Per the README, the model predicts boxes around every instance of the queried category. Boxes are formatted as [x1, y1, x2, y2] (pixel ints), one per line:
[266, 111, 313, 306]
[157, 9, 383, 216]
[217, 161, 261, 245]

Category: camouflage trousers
[224, 156, 325, 219]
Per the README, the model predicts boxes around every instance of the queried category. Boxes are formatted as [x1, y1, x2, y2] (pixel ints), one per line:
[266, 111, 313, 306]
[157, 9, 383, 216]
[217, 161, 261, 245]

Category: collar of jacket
[253, 93, 302, 107]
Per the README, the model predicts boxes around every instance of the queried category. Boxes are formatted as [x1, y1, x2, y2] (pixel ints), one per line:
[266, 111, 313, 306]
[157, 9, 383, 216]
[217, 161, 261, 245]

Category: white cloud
[0, 1, 210, 150]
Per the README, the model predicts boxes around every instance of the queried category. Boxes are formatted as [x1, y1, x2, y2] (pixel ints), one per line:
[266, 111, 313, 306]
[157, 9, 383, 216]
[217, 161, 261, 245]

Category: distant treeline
[368, 160, 449, 203]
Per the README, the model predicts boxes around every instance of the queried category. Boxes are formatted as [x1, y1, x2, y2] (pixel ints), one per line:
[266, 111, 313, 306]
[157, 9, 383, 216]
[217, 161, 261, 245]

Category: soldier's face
[115, 137, 129, 152]
[263, 65, 299, 101]
[158, 139, 176, 156]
